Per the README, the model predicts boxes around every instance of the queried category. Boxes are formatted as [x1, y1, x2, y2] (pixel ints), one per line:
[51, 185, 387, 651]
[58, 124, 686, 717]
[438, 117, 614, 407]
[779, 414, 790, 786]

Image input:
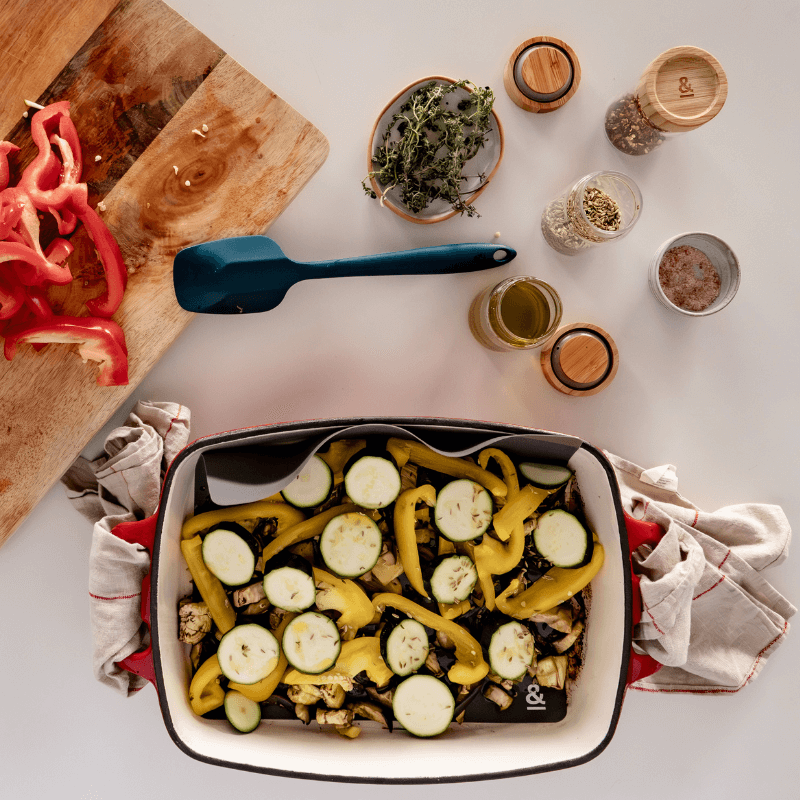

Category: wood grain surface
[0, 0, 329, 548]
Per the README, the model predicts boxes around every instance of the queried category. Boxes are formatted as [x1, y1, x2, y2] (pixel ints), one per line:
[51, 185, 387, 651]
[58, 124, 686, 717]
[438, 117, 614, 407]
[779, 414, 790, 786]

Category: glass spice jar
[604, 46, 727, 156]
[468, 275, 562, 352]
[541, 170, 642, 255]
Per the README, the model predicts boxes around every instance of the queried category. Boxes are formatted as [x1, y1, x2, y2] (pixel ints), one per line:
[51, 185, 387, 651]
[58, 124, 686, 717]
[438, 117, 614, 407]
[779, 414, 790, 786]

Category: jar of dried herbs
[604, 46, 727, 156]
[541, 170, 642, 255]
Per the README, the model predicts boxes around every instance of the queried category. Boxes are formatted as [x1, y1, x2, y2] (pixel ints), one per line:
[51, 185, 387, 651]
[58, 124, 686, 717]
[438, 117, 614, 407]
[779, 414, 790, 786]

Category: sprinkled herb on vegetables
[363, 80, 496, 217]
[178, 436, 602, 738]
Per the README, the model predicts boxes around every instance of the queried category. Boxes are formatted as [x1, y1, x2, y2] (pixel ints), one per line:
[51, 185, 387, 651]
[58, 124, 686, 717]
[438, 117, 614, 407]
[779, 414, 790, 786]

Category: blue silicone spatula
[172, 236, 516, 314]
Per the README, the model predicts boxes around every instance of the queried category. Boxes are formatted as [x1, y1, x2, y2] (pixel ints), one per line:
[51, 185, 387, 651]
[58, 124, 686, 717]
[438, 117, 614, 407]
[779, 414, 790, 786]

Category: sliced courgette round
[519, 462, 573, 489]
[344, 455, 401, 509]
[429, 554, 478, 604]
[263, 561, 316, 613]
[393, 674, 454, 738]
[533, 509, 592, 568]
[282, 611, 341, 674]
[487, 620, 535, 681]
[381, 617, 430, 676]
[201, 522, 257, 586]
[217, 624, 281, 684]
[319, 511, 382, 578]
[281, 455, 333, 508]
[434, 479, 493, 542]
[224, 690, 262, 733]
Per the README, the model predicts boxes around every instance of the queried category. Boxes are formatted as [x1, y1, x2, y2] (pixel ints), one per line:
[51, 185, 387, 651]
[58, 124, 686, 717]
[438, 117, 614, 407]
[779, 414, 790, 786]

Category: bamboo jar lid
[635, 46, 727, 132]
[541, 323, 619, 396]
[504, 36, 581, 113]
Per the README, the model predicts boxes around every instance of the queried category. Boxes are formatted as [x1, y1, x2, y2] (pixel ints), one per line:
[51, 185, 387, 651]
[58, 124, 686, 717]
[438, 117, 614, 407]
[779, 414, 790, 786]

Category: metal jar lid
[540, 323, 619, 396]
[635, 45, 728, 132]
[503, 36, 581, 113]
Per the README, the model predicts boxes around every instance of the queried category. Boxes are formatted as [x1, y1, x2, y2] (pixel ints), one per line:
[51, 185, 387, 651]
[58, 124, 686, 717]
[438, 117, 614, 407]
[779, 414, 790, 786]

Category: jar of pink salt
[649, 232, 739, 317]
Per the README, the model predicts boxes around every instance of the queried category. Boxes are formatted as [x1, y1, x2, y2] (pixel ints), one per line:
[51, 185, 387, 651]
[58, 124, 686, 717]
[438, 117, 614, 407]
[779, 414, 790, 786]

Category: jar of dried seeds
[541, 170, 642, 255]
[604, 46, 727, 156]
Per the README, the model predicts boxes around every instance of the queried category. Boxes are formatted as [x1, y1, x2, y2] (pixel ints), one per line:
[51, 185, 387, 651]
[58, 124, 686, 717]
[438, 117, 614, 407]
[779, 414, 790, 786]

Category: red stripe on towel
[692, 575, 726, 601]
[89, 591, 141, 601]
[717, 550, 731, 570]
[690, 510, 699, 528]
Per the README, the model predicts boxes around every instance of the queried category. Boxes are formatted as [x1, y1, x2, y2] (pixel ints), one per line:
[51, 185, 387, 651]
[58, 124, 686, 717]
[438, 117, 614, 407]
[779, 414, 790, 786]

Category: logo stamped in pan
[526, 681, 546, 711]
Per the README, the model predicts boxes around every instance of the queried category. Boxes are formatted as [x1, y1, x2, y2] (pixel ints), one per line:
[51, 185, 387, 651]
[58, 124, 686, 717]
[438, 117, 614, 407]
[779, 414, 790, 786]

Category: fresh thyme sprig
[363, 80, 495, 218]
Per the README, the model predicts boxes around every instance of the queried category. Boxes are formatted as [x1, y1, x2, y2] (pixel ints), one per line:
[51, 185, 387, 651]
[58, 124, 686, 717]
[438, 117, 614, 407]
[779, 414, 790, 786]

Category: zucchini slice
[344, 455, 401, 509]
[393, 675, 454, 738]
[263, 559, 316, 613]
[430, 554, 478, 604]
[281, 455, 332, 508]
[319, 511, 382, 578]
[487, 620, 535, 681]
[224, 690, 262, 733]
[434, 479, 493, 542]
[201, 523, 257, 586]
[282, 611, 342, 674]
[382, 617, 430, 676]
[519, 462, 573, 489]
[217, 624, 281, 685]
[533, 509, 592, 568]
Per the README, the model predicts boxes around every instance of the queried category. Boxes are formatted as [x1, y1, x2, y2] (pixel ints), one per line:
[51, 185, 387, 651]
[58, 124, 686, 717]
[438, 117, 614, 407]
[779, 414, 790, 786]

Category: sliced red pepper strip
[0, 240, 73, 286]
[0, 142, 20, 192]
[0, 271, 25, 319]
[80, 204, 127, 317]
[4, 316, 129, 386]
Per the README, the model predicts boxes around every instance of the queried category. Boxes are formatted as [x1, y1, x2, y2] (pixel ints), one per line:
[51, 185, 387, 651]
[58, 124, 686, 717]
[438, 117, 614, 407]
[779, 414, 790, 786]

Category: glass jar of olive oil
[469, 276, 562, 351]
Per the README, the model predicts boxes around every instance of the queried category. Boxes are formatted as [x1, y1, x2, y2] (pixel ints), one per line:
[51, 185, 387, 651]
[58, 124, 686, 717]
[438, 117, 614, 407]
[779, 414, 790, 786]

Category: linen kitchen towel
[62, 400, 190, 696]
[606, 452, 795, 693]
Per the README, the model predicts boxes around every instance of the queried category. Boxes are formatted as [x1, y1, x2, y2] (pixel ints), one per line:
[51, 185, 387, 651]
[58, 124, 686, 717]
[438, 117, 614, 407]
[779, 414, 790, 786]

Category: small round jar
[469, 275, 562, 352]
[604, 46, 727, 156]
[541, 171, 642, 256]
[649, 232, 739, 317]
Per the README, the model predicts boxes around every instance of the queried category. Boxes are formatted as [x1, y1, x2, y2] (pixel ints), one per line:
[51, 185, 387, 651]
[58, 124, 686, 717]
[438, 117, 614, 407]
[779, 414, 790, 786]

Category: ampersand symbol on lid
[526, 682, 546, 707]
[678, 77, 692, 94]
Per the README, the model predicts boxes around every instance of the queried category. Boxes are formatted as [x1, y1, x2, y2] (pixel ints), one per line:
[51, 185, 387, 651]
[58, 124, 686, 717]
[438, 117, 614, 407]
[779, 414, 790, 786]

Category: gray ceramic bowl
[649, 232, 740, 317]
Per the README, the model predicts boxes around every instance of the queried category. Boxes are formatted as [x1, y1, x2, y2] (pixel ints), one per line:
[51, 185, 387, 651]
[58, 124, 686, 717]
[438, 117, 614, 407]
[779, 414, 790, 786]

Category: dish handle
[112, 514, 159, 689]
[624, 512, 664, 685]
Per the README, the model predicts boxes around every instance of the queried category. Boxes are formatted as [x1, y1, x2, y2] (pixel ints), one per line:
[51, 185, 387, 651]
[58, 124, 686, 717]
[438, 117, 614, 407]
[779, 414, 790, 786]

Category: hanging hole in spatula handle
[624, 512, 665, 686]
[112, 514, 159, 688]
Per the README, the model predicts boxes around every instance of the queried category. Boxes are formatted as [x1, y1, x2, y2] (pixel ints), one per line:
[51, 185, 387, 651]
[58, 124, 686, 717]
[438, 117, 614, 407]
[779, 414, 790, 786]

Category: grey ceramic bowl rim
[648, 231, 740, 317]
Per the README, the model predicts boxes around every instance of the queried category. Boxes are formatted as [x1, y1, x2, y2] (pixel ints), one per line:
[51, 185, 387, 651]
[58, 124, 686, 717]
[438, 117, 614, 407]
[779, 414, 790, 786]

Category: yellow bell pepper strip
[386, 438, 507, 502]
[492, 483, 552, 542]
[372, 594, 489, 685]
[181, 500, 305, 540]
[437, 599, 471, 619]
[283, 636, 393, 688]
[313, 567, 374, 638]
[180, 535, 236, 634]
[495, 537, 604, 619]
[229, 612, 296, 702]
[260, 504, 358, 566]
[470, 448, 524, 608]
[393, 484, 436, 598]
[318, 439, 366, 484]
[188, 653, 225, 716]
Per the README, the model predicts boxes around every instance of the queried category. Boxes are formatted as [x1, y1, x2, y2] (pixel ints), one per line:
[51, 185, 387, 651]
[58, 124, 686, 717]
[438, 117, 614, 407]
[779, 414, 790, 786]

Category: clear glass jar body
[603, 92, 680, 156]
[469, 275, 562, 352]
[541, 170, 643, 256]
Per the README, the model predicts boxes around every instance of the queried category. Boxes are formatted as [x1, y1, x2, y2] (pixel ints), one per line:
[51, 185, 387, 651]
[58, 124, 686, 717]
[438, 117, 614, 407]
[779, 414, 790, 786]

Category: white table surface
[1, 0, 797, 797]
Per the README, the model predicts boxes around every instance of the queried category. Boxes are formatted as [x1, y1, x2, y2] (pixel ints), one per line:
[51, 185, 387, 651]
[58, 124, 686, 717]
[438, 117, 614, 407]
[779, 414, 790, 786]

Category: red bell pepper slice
[4, 316, 129, 386]
[79, 204, 127, 317]
[0, 270, 25, 320]
[0, 142, 20, 192]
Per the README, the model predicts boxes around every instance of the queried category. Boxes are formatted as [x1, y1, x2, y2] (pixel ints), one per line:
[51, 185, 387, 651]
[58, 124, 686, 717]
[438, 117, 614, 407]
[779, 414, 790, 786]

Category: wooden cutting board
[0, 0, 329, 548]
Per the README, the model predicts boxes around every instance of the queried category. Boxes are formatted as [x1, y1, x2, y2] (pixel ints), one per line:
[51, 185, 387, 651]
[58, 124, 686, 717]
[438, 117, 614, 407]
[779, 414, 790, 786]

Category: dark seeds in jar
[605, 93, 666, 155]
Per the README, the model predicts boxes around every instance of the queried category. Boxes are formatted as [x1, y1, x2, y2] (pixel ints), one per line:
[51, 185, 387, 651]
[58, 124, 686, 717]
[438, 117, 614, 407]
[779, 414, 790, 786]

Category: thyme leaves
[363, 80, 495, 218]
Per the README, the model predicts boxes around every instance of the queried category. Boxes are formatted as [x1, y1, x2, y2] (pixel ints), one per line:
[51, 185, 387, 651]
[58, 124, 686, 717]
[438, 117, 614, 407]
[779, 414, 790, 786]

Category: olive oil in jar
[493, 280, 551, 340]
[469, 276, 562, 351]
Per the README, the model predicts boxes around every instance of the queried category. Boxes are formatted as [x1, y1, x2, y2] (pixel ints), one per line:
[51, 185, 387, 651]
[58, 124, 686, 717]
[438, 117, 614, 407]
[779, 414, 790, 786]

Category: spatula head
[173, 235, 300, 314]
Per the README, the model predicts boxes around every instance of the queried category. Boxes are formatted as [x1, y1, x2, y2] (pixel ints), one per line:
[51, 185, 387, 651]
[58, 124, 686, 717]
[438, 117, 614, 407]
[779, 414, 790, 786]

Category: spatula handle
[304, 242, 515, 278]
